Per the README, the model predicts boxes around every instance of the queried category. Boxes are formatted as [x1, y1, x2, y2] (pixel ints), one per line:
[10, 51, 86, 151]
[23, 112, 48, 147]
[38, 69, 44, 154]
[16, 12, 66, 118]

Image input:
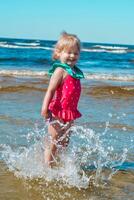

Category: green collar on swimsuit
[48, 62, 84, 79]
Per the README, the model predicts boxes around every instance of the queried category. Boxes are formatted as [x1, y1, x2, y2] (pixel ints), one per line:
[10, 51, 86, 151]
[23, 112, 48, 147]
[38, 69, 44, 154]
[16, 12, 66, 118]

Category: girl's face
[59, 45, 80, 67]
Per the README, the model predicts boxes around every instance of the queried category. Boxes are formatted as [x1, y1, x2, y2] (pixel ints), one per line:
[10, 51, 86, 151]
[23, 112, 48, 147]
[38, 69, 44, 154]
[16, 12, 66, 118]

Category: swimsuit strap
[48, 62, 84, 79]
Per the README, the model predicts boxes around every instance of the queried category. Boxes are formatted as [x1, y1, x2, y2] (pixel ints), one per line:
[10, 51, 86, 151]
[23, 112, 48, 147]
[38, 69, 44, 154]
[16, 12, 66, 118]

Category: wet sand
[0, 161, 134, 200]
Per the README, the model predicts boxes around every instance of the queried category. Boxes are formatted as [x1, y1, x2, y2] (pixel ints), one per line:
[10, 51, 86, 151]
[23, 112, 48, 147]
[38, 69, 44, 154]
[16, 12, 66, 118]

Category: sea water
[0, 38, 134, 200]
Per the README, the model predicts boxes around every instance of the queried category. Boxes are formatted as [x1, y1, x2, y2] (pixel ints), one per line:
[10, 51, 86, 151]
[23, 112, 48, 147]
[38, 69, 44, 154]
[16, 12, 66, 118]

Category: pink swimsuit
[49, 74, 82, 122]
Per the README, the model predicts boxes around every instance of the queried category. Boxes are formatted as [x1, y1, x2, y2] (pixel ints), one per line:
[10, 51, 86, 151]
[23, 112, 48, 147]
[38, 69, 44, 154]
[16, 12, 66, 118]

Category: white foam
[93, 45, 128, 50]
[85, 73, 134, 81]
[82, 48, 127, 54]
[122, 87, 134, 91]
[0, 42, 128, 54]
[81, 48, 127, 54]
[106, 49, 127, 54]
[0, 70, 47, 77]
[0, 70, 134, 81]
[1, 124, 128, 188]
[15, 42, 40, 46]
[0, 43, 53, 50]
[82, 48, 106, 52]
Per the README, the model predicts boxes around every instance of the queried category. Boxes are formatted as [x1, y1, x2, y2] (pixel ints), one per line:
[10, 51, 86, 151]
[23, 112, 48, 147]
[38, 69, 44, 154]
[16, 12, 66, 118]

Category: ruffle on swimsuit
[49, 62, 84, 79]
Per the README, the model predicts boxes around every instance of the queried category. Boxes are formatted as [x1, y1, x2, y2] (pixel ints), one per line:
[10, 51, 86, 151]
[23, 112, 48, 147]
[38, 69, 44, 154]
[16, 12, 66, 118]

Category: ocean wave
[84, 85, 134, 97]
[82, 48, 107, 52]
[85, 73, 134, 81]
[15, 42, 40, 46]
[1, 56, 133, 65]
[0, 41, 7, 45]
[93, 45, 128, 50]
[1, 84, 133, 95]
[106, 49, 127, 54]
[0, 70, 47, 77]
[82, 44, 134, 54]
[82, 48, 128, 54]
[0, 42, 53, 50]
[0, 70, 134, 82]
[1, 41, 133, 54]
[0, 85, 46, 92]
[123, 87, 134, 91]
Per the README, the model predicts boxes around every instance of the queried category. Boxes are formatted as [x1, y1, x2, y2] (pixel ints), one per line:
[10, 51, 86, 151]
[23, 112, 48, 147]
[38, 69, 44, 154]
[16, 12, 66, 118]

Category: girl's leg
[44, 119, 73, 167]
[58, 121, 73, 148]
[44, 123, 59, 167]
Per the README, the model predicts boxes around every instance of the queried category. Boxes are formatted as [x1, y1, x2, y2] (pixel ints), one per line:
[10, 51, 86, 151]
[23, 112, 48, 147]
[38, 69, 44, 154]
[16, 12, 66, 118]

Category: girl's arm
[41, 67, 64, 119]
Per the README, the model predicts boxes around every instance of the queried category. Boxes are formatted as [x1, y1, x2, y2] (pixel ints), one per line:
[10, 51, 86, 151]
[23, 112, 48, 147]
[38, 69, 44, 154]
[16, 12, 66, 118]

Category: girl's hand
[41, 109, 52, 120]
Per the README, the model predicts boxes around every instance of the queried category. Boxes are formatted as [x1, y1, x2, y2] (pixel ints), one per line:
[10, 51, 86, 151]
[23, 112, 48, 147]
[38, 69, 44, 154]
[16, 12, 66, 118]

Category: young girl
[41, 32, 84, 167]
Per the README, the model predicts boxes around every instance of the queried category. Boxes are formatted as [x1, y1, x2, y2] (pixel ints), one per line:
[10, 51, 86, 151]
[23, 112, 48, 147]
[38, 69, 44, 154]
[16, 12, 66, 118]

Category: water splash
[1, 122, 129, 188]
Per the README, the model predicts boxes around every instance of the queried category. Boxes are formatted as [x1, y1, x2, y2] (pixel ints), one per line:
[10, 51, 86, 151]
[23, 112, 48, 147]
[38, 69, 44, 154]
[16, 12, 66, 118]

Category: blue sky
[0, 0, 133, 44]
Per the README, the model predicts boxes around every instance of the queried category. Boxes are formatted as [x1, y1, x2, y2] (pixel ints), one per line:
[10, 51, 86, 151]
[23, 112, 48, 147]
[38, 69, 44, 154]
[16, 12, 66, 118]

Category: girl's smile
[60, 45, 80, 67]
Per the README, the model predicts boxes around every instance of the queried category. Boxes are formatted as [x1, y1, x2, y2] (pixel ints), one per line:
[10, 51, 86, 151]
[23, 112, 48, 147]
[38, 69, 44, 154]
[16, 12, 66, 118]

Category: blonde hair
[53, 32, 81, 60]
